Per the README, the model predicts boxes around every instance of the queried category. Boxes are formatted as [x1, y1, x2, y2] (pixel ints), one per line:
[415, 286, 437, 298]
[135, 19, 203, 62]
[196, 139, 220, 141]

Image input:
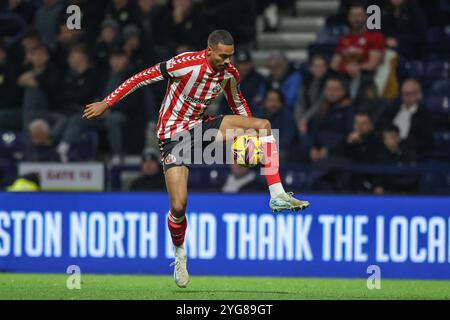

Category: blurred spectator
[58, 47, 141, 163]
[34, 0, 64, 47]
[19, 44, 63, 137]
[262, 88, 297, 161]
[381, 79, 433, 156]
[373, 124, 419, 194]
[153, 0, 208, 53]
[333, 112, 381, 191]
[122, 24, 155, 69]
[223, 48, 267, 117]
[106, 0, 141, 29]
[13, 29, 42, 68]
[330, 4, 385, 75]
[294, 55, 328, 136]
[203, 0, 256, 46]
[129, 148, 165, 191]
[55, 44, 98, 161]
[0, 41, 23, 131]
[54, 44, 98, 113]
[222, 164, 265, 193]
[23, 118, 59, 162]
[266, 51, 302, 112]
[309, 77, 354, 162]
[327, 0, 385, 26]
[137, 0, 158, 42]
[381, 0, 427, 59]
[345, 60, 381, 117]
[2, 0, 35, 24]
[334, 112, 379, 163]
[52, 22, 84, 71]
[93, 19, 120, 72]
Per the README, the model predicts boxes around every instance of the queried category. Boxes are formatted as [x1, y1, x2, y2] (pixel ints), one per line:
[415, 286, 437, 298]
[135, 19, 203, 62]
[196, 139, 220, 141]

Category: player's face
[207, 43, 234, 72]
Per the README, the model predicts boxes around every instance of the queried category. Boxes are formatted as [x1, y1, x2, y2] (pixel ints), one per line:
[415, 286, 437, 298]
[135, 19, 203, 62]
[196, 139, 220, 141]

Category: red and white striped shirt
[103, 49, 252, 140]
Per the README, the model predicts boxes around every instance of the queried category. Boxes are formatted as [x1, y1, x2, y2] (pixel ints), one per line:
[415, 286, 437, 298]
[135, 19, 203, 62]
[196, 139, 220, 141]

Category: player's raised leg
[164, 166, 190, 288]
[217, 115, 310, 212]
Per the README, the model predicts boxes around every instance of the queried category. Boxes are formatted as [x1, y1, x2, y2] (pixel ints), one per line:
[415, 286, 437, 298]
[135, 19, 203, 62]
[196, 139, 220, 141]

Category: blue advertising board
[0, 192, 449, 279]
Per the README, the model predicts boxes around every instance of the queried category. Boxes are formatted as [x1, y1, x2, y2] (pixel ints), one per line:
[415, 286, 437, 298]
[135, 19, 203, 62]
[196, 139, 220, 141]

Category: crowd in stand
[1, 0, 449, 194]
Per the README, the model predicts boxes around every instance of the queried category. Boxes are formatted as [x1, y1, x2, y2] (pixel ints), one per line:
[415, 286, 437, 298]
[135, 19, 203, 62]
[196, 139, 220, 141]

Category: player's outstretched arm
[83, 64, 166, 119]
[83, 101, 109, 119]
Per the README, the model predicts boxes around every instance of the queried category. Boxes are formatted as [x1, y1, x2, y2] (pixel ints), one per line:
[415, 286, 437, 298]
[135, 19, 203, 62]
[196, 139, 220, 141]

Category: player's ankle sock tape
[168, 211, 185, 224]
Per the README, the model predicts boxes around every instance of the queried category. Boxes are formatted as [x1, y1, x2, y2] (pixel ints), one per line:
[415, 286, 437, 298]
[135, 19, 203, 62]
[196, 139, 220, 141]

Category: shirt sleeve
[224, 71, 252, 117]
[103, 63, 165, 107]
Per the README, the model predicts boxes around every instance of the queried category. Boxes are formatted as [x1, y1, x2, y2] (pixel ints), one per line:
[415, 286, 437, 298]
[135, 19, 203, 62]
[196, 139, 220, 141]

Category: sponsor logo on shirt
[183, 94, 213, 105]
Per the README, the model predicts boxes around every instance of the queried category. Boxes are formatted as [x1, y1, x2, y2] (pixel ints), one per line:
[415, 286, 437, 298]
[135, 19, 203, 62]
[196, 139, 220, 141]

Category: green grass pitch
[0, 273, 449, 300]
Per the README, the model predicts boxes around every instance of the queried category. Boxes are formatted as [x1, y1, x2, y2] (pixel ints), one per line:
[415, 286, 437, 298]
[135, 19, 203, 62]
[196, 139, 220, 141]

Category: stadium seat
[396, 59, 425, 82]
[316, 24, 350, 45]
[68, 131, 99, 161]
[427, 26, 450, 58]
[426, 131, 450, 161]
[422, 173, 448, 192]
[307, 43, 335, 63]
[423, 60, 450, 85]
[425, 94, 450, 114]
[0, 131, 23, 161]
[432, 79, 450, 95]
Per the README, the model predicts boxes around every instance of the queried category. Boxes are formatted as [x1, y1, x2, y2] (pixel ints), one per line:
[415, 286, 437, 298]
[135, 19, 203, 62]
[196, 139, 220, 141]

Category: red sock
[167, 211, 187, 247]
[260, 135, 281, 186]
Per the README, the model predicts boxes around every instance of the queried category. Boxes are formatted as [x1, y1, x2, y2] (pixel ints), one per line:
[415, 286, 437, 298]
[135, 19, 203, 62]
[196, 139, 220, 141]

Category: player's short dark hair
[207, 30, 234, 47]
[383, 124, 400, 135]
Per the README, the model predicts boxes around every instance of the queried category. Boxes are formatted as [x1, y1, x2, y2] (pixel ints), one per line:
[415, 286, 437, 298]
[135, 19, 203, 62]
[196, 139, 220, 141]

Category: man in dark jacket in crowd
[153, 0, 208, 53]
[373, 124, 419, 194]
[381, 78, 433, 157]
[333, 112, 381, 191]
[0, 42, 23, 131]
[18, 44, 63, 138]
[55, 44, 99, 162]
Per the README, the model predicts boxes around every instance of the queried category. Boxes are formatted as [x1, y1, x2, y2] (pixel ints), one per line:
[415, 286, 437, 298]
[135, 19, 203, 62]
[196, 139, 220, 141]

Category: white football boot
[170, 246, 189, 288]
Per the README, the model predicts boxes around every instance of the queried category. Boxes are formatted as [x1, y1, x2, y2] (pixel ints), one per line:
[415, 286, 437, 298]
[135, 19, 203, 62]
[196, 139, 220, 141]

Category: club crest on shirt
[193, 82, 201, 87]
[164, 154, 177, 165]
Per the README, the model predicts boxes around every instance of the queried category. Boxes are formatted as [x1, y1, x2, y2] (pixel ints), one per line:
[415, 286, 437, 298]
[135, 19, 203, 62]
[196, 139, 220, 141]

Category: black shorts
[158, 115, 225, 172]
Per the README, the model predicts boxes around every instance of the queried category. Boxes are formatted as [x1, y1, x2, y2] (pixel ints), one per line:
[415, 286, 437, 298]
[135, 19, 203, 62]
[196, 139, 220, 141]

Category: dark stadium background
[0, 0, 449, 194]
[1, 0, 450, 300]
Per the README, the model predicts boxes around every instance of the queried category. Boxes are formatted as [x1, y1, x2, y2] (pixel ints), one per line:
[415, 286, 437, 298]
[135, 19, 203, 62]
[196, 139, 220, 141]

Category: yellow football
[232, 135, 262, 168]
